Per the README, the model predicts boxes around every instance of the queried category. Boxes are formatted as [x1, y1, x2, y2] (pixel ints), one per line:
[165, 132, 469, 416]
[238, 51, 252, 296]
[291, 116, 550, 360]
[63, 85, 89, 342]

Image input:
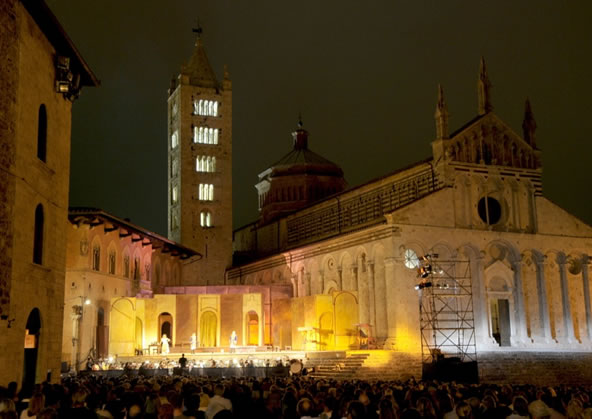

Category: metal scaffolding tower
[417, 255, 477, 365]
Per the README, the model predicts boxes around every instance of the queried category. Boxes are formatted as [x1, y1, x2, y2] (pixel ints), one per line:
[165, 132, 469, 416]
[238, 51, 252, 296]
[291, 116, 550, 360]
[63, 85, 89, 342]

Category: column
[337, 267, 343, 290]
[511, 261, 529, 345]
[70, 305, 82, 372]
[558, 255, 576, 343]
[383, 258, 396, 348]
[350, 265, 358, 291]
[357, 263, 369, 326]
[582, 256, 592, 341]
[290, 274, 298, 298]
[366, 261, 377, 340]
[471, 250, 496, 347]
[305, 273, 311, 297]
[535, 258, 552, 343]
[318, 269, 325, 295]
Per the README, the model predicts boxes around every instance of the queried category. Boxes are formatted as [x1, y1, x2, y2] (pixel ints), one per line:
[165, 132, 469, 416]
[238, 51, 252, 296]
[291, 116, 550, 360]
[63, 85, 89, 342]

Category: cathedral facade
[229, 60, 592, 382]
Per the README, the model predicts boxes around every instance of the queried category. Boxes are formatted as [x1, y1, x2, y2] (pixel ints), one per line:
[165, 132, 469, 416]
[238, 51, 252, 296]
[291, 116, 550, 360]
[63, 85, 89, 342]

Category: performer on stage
[160, 333, 171, 354]
[230, 330, 238, 348]
[190, 333, 198, 354]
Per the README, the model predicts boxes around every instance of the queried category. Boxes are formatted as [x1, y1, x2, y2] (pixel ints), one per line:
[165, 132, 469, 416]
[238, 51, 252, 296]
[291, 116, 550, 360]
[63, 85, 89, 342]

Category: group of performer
[159, 331, 238, 354]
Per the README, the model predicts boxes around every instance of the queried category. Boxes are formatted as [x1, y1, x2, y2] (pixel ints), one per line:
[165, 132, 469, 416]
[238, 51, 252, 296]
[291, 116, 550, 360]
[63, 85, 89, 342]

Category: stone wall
[478, 351, 592, 385]
[0, 0, 18, 319]
[0, 1, 73, 387]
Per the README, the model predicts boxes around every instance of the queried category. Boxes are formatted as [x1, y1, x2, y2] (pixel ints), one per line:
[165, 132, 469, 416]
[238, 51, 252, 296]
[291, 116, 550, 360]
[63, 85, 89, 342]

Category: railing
[286, 166, 442, 247]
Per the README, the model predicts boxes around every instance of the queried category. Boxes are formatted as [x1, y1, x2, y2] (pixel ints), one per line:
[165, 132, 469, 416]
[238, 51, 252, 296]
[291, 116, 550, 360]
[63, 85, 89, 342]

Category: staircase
[307, 350, 422, 381]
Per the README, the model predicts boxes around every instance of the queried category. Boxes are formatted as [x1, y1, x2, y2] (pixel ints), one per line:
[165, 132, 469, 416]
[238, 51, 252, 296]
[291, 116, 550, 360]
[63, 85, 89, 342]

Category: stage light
[84, 298, 91, 305]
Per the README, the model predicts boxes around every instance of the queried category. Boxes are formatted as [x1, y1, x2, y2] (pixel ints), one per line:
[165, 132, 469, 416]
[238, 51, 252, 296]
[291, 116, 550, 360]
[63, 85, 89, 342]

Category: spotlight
[418, 265, 432, 278]
[84, 298, 91, 305]
[414, 281, 433, 290]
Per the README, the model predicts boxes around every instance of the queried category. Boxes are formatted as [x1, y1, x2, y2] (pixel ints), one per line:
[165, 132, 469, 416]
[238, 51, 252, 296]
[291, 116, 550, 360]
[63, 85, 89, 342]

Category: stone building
[62, 209, 197, 371]
[0, 0, 97, 390]
[167, 33, 233, 286]
[230, 59, 592, 382]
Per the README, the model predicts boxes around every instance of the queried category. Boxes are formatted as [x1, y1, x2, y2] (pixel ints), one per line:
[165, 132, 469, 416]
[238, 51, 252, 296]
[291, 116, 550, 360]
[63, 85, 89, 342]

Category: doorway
[246, 311, 259, 346]
[23, 308, 41, 397]
[200, 311, 217, 347]
[96, 307, 108, 358]
[158, 312, 173, 343]
[490, 298, 511, 346]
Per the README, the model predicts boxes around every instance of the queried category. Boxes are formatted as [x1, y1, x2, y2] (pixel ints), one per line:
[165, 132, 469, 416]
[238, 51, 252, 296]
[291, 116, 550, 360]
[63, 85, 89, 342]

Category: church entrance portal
[491, 298, 511, 346]
[23, 308, 41, 397]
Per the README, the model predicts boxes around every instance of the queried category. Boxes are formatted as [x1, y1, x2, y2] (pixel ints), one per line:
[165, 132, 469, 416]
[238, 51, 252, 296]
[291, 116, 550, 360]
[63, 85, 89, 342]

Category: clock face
[404, 249, 420, 269]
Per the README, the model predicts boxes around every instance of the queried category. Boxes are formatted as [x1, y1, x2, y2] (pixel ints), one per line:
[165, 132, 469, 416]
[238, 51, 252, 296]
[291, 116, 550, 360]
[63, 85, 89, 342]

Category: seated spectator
[19, 393, 43, 419]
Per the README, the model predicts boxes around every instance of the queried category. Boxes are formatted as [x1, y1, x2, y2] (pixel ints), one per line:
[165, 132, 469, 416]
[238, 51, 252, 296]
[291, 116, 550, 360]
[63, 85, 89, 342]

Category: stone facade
[62, 209, 193, 371]
[228, 61, 592, 383]
[0, 0, 97, 389]
[167, 37, 233, 286]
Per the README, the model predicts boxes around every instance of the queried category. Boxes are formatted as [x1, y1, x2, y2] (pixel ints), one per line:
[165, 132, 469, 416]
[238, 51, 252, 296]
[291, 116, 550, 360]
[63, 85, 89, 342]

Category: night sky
[47, 1, 592, 236]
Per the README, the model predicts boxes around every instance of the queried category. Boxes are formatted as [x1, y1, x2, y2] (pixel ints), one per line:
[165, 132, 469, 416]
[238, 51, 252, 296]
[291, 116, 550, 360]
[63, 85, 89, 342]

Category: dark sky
[47, 1, 592, 236]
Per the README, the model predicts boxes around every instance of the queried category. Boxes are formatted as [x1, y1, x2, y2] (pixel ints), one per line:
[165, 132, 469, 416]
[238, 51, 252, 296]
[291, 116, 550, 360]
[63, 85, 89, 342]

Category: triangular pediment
[441, 112, 541, 170]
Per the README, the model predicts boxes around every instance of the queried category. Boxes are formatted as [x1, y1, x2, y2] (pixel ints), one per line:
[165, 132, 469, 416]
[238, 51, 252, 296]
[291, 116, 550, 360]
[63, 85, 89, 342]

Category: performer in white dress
[160, 334, 171, 354]
[190, 333, 197, 354]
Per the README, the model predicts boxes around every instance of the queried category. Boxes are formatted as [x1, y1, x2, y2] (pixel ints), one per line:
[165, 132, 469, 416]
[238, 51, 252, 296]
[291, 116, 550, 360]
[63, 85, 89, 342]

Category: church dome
[256, 120, 347, 224]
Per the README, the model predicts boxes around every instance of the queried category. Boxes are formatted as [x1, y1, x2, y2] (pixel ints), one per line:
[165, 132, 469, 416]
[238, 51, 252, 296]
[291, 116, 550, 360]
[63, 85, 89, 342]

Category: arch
[484, 260, 515, 347]
[110, 298, 135, 355]
[158, 312, 173, 342]
[122, 247, 131, 278]
[324, 280, 339, 294]
[91, 236, 101, 272]
[107, 241, 117, 275]
[37, 104, 47, 162]
[33, 204, 44, 264]
[200, 311, 217, 347]
[22, 308, 41, 396]
[333, 291, 359, 350]
[246, 310, 259, 346]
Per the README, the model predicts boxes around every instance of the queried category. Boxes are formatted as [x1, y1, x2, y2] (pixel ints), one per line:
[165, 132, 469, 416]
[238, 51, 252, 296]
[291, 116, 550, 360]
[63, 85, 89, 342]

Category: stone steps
[308, 350, 422, 381]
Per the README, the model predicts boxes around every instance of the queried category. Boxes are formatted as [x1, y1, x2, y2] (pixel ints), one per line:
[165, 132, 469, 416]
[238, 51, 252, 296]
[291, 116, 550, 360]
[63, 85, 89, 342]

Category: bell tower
[167, 28, 232, 284]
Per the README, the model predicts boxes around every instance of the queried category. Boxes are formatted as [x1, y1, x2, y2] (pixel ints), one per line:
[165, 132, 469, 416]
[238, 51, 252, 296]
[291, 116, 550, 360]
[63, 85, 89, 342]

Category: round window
[404, 249, 420, 269]
[478, 197, 502, 225]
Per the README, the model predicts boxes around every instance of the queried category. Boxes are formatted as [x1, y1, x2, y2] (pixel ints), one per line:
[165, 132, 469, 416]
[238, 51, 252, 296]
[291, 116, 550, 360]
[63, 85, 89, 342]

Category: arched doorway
[23, 308, 41, 396]
[158, 312, 173, 343]
[200, 311, 217, 347]
[246, 311, 259, 346]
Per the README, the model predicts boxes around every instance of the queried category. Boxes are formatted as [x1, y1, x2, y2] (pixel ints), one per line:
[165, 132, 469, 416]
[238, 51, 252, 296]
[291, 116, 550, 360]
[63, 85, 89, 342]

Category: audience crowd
[1, 373, 591, 419]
